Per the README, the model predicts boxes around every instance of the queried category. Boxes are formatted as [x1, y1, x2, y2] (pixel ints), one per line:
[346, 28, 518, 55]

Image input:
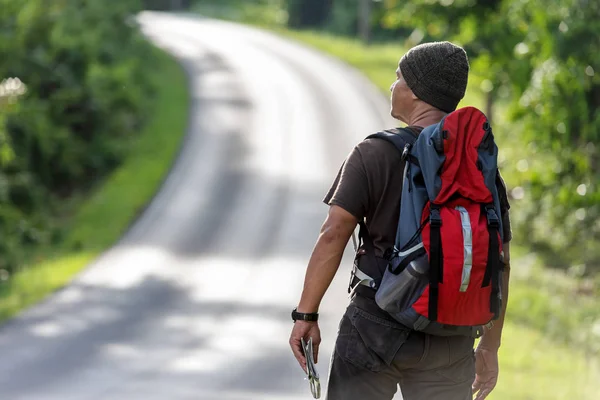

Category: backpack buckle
[429, 207, 442, 228]
[384, 247, 398, 261]
[485, 205, 500, 228]
[401, 143, 412, 162]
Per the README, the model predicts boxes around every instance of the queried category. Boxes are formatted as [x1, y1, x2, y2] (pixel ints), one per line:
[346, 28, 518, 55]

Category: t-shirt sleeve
[496, 170, 513, 243]
[323, 146, 369, 220]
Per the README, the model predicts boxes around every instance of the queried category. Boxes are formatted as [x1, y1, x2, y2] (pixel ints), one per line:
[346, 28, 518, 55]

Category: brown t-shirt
[324, 128, 512, 259]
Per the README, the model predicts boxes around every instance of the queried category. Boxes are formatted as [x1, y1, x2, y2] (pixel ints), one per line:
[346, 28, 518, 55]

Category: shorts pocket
[342, 306, 410, 372]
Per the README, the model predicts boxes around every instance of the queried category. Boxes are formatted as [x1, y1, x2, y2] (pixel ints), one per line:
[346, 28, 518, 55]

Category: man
[289, 41, 512, 400]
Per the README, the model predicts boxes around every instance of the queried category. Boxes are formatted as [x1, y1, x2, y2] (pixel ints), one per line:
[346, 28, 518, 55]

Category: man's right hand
[472, 346, 499, 400]
[289, 320, 321, 374]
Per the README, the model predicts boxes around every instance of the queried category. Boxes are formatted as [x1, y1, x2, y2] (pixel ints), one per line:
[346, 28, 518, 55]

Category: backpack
[359, 106, 505, 338]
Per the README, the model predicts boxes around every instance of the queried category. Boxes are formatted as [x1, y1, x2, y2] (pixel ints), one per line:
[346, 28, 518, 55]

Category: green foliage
[0, 45, 189, 323]
[0, 0, 156, 277]
[500, 0, 600, 271]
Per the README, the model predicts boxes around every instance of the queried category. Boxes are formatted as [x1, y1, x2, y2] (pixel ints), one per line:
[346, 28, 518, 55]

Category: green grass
[491, 321, 598, 400]
[0, 44, 189, 323]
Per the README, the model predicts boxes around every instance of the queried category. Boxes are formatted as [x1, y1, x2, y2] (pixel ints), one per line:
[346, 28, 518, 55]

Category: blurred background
[0, 0, 598, 399]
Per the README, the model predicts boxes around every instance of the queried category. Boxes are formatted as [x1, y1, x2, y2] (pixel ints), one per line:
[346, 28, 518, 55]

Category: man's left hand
[472, 347, 499, 400]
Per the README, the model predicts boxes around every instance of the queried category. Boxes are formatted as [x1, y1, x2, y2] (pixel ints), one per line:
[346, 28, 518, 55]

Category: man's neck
[407, 108, 447, 129]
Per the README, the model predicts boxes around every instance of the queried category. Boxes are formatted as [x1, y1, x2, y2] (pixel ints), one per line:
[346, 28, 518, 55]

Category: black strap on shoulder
[351, 127, 423, 295]
[428, 204, 443, 322]
[482, 204, 501, 318]
[355, 127, 418, 256]
[366, 128, 420, 167]
[366, 128, 417, 151]
[495, 169, 509, 244]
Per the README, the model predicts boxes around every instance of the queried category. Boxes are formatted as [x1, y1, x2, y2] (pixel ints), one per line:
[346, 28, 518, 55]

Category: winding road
[0, 12, 399, 400]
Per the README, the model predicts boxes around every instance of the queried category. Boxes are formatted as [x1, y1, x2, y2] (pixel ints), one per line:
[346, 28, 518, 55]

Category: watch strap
[292, 308, 319, 322]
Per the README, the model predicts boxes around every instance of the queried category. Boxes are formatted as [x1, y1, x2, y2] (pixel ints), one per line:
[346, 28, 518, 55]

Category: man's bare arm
[479, 241, 511, 349]
[296, 205, 358, 313]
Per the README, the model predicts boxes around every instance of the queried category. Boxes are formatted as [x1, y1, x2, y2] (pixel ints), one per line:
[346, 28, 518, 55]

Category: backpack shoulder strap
[348, 128, 421, 295]
[495, 169, 510, 213]
[365, 127, 419, 154]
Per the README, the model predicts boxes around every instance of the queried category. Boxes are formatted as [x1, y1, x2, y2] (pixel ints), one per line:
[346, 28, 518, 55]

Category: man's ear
[411, 91, 419, 101]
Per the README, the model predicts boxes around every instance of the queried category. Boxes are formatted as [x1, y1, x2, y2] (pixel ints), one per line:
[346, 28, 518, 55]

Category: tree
[0, 0, 155, 275]
[358, 0, 372, 44]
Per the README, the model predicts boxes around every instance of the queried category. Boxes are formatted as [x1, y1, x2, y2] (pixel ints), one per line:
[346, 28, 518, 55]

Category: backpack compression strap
[483, 204, 502, 318]
[428, 204, 443, 322]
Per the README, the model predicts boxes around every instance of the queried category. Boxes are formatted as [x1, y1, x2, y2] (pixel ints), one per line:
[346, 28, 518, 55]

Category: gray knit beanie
[399, 41, 470, 113]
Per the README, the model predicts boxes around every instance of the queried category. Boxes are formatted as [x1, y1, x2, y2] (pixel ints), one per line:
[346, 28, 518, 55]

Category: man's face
[390, 66, 415, 122]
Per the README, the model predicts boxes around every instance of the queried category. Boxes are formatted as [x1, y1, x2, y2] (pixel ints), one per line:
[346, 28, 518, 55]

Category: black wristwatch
[291, 308, 319, 322]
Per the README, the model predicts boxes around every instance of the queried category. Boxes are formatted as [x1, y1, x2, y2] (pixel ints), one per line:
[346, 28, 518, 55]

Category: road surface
[0, 12, 399, 400]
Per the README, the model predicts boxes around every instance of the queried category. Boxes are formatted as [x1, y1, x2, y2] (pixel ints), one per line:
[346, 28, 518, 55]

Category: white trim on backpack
[456, 206, 473, 292]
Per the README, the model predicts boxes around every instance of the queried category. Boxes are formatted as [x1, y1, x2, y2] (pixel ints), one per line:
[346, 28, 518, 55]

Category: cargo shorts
[325, 296, 476, 400]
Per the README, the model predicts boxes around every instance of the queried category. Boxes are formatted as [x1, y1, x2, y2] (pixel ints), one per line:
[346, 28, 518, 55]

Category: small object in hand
[301, 337, 321, 399]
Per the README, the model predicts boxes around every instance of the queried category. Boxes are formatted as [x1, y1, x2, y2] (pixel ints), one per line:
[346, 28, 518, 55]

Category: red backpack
[359, 107, 506, 337]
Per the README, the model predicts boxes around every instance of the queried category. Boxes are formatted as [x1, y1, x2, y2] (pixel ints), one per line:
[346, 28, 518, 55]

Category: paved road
[0, 12, 398, 400]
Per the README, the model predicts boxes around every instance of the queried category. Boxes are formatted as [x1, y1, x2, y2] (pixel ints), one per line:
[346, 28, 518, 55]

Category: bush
[0, 0, 156, 277]
[494, 0, 600, 273]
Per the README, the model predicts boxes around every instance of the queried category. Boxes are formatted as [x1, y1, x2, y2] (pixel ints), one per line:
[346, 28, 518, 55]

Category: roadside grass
[0, 44, 189, 323]
[191, 5, 600, 398]
[492, 322, 598, 400]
